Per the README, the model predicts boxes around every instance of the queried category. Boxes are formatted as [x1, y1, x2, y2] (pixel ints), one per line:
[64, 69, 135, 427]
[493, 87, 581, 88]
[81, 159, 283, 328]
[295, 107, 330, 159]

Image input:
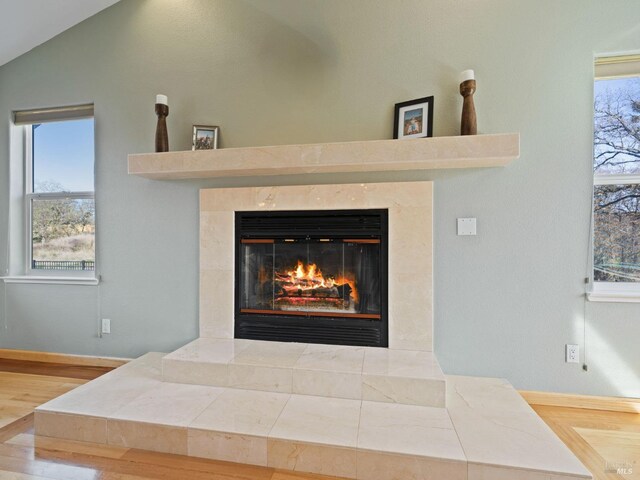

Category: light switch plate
[101, 318, 111, 335]
[457, 218, 477, 236]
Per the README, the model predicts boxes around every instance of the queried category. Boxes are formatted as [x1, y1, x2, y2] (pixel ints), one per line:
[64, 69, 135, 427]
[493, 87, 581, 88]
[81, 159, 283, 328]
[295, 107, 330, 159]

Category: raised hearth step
[162, 338, 446, 407]
[34, 353, 591, 480]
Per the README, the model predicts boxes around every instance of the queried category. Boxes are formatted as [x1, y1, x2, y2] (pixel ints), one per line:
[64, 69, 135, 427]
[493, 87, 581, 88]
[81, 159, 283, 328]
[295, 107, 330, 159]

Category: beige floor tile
[447, 375, 591, 478]
[362, 348, 443, 379]
[107, 419, 188, 455]
[231, 340, 307, 368]
[361, 374, 445, 407]
[269, 439, 357, 479]
[162, 357, 229, 386]
[269, 395, 360, 448]
[109, 382, 223, 426]
[163, 338, 252, 363]
[292, 369, 362, 399]
[358, 401, 464, 461]
[228, 363, 293, 393]
[189, 429, 268, 466]
[35, 411, 107, 444]
[190, 388, 289, 435]
[356, 450, 466, 480]
[294, 344, 365, 373]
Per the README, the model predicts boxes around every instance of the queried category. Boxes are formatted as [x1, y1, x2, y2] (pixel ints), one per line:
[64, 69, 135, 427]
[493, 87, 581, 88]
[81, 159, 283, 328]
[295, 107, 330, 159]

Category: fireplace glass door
[235, 209, 388, 347]
[239, 239, 381, 318]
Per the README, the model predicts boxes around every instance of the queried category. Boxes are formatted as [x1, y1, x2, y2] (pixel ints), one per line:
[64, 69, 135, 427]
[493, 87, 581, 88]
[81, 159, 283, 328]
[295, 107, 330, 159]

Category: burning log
[275, 283, 352, 300]
[336, 283, 352, 299]
[273, 259, 357, 303]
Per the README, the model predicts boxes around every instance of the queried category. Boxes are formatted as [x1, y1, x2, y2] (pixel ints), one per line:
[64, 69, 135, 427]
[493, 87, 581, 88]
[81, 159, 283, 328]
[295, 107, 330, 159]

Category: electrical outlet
[101, 318, 111, 335]
[566, 344, 579, 363]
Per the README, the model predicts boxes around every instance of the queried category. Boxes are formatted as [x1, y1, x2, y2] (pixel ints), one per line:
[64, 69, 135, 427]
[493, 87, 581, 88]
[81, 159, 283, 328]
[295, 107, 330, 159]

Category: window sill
[587, 290, 640, 303]
[0, 276, 99, 286]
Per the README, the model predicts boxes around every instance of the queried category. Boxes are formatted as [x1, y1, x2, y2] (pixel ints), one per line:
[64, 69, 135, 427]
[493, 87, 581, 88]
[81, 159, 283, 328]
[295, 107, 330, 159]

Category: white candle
[459, 69, 475, 84]
[156, 94, 168, 105]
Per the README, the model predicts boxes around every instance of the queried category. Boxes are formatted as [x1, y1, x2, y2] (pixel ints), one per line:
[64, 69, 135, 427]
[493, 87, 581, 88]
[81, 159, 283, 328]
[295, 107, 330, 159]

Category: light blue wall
[0, 0, 638, 397]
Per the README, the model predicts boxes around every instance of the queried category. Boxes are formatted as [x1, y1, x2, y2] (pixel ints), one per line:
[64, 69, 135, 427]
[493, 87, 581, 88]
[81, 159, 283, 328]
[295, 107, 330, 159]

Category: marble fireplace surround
[199, 181, 433, 351]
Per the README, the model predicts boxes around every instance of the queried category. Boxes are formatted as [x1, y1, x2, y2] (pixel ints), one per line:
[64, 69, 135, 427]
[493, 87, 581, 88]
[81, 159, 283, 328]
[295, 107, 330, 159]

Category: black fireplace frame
[234, 209, 388, 347]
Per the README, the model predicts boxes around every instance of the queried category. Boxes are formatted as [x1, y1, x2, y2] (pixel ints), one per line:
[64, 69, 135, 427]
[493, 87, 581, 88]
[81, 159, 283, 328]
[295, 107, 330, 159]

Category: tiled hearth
[163, 338, 446, 406]
[35, 181, 591, 479]
[35, 348, 590, 479]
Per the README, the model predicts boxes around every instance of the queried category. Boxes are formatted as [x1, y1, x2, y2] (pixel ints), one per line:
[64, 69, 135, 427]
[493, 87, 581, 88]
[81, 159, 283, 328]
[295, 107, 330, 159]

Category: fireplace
[235, 209, 388, 347]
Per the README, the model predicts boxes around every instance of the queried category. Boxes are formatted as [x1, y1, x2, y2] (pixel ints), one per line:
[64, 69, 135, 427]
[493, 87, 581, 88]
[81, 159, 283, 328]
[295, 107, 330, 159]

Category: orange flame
[282, 260, 358, 302]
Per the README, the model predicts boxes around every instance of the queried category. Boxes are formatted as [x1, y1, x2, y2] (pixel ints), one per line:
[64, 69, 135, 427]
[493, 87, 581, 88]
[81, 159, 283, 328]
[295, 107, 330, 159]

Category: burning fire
[276, 260, 358, 302]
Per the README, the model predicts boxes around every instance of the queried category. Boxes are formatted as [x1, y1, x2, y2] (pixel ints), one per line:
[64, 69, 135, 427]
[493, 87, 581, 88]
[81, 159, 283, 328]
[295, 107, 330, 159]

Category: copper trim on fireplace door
[240, 308, 382, 320]
[342, 239, 381, 244]
[240, 239, 274, 244]
[241, 239, 380, 244]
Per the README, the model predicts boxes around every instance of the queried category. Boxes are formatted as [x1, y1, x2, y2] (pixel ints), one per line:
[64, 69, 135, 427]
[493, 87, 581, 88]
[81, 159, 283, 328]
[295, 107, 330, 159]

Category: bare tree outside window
[593, 78, 640, 282]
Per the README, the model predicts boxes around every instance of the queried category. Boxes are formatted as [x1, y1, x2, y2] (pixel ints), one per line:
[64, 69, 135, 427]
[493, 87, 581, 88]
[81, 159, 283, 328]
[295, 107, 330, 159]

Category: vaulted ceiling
[0, 0, 121, 67]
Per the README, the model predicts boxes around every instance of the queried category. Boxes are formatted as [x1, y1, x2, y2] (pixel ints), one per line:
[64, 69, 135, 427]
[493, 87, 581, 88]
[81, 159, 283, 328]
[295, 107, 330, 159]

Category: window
[591, 56, 640, 300]
[14, 105, 95, 278]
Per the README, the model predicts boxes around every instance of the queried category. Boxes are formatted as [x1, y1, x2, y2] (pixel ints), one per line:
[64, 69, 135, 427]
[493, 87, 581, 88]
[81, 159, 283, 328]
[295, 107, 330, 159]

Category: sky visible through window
[33, 118, 94, 193]
[594, 77, 631, 96]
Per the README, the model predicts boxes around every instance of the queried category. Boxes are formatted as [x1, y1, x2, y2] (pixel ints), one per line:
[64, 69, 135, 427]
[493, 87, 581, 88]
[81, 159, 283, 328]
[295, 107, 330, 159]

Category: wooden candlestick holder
[155, 103, 169, 152]
[460, 79, 477, 135]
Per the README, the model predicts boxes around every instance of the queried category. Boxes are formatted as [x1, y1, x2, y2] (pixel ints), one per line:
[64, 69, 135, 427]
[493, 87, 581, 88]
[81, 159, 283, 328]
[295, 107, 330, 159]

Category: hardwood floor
[530, 404, 640, 480]
[0, 359, 637, 479]
[0, 360, 342, 479]
[0, 360, 90, 430]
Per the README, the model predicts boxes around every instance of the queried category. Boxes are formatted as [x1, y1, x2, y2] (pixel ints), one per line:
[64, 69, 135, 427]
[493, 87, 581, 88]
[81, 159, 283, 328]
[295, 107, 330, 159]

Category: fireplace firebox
[235, 209, 388, 347]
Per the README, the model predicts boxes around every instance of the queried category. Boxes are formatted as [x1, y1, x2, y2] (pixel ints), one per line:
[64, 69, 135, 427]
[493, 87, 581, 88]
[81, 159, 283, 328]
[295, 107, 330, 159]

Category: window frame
[589, 56, 640, 302]
[20, 111, 97, 280]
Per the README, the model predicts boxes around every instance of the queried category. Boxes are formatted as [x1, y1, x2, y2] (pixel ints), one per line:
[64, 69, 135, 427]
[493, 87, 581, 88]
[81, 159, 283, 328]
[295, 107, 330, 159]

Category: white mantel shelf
[128, 133, 519, 180]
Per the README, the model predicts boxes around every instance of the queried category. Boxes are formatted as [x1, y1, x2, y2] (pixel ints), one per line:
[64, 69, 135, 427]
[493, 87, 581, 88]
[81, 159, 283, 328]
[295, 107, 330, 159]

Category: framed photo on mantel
[192, 125, 219, 150]
[393, 96, 434, 140]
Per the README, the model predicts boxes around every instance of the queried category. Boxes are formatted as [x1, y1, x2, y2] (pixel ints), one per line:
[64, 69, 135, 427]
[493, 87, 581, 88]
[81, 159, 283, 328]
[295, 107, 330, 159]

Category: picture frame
[192, 125, 219, 150]
[393, 96, 434, 140]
